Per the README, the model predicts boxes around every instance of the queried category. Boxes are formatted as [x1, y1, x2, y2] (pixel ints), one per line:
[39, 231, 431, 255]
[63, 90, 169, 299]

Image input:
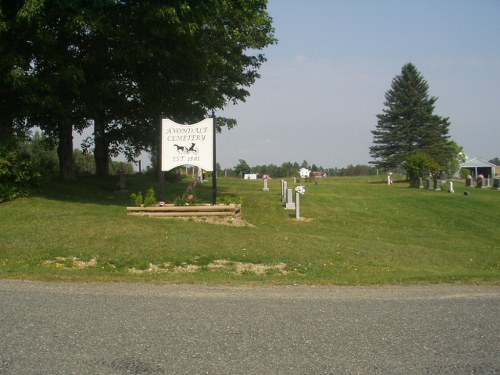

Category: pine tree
[370, 63, 453, 173]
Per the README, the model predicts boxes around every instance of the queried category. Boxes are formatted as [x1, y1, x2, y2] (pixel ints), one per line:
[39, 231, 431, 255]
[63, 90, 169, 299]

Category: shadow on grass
[34, 173, 237, 207]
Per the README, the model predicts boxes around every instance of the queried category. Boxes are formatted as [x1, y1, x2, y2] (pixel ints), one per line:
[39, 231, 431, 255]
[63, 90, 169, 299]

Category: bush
[0, 145, 42, 202]
[403, 151, 439, 188]
[143, 188, 157, 207]
[130, 192, 144, 207]
[461, 168, 472, 179]
[174, 193, 198, 206]
[130, 187, 157, 207]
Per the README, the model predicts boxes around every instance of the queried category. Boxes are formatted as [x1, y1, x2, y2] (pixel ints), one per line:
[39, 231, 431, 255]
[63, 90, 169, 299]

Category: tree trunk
[57, 123, 74, 180]
[94, 115, 109, 177]
[0, 121, 14, 147]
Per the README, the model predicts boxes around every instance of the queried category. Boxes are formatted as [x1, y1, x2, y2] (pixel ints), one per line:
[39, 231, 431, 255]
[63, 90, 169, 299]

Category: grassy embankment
[1, 174, 498, 285]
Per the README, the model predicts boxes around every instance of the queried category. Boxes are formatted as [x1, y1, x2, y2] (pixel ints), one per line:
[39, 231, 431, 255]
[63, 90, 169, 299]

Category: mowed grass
[0, 174, 498, 285]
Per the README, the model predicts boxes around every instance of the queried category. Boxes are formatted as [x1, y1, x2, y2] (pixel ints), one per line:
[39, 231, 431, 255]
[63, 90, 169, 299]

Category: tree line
[224, 159, 378, 178]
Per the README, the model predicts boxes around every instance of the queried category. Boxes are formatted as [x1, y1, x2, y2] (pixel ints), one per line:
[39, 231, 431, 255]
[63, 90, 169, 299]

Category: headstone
[282, 181, 288, 204]
[434, 179, 441, 191]
[295, 192, 300, 218]
[263, 178, 269, 192]
[494, 178, 500, 190]
[449, 181, 455, 193]
[115, 169, 127, 193]
[285, 188, 295, 209]
[427, 177, 433, 190]
[477, 176, 491, 188]
[418, 177, 424, 189]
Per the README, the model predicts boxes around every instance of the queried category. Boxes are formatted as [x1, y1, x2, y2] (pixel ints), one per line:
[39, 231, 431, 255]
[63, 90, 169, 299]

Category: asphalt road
[0, 281, 498, 374]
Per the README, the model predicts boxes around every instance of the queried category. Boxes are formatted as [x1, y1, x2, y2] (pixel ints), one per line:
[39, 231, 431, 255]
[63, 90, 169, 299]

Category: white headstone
[285, 188, 295, 209]
[263, 178, 269, 192]
[449, 181, 455, 193]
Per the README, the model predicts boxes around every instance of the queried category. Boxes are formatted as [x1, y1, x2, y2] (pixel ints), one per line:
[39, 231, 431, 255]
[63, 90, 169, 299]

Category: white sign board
[161, 118, 213, 171]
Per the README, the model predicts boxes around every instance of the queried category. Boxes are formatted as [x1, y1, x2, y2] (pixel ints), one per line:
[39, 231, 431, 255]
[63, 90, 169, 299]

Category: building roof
[460, 158, 496, 168]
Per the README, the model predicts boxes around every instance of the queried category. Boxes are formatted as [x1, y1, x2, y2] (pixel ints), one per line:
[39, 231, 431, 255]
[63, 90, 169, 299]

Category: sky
[214, 0, 500, 169]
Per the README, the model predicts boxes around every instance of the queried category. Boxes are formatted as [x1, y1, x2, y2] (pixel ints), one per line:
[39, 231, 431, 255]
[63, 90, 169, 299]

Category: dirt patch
[163, 216, 254, 227]
[290, 217, 313, 222]
[130, 259, 289, 275]
[43, 257, 98, 269]
[129, 263, 171, 274]
[42, 256, 288, 276]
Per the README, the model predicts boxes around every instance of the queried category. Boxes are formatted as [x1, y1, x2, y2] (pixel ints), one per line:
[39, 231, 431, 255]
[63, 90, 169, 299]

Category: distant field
[0, 174, 498, 285]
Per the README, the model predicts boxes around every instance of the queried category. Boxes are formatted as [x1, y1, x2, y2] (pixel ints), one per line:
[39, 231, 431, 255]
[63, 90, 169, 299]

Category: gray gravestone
[285, 188, 295, 209]
[434, 179, 441, 191]
[115, 170, 127, 193]
[282, 181, 288, 204]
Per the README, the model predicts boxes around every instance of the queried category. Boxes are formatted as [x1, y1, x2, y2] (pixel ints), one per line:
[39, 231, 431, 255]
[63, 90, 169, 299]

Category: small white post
[295, 192, 300, 218]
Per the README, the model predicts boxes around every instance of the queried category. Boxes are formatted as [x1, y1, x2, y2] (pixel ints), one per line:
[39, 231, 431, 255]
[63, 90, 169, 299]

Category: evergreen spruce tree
[370, 63, 453, 176]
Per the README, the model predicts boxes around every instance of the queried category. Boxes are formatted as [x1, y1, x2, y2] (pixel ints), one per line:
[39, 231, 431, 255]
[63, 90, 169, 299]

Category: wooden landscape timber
[126, 204, 241, 218]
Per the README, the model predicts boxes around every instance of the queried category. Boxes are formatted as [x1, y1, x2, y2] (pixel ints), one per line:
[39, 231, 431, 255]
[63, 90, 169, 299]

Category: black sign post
[212, 111, 217, 205]
[158, 115, 165, 202]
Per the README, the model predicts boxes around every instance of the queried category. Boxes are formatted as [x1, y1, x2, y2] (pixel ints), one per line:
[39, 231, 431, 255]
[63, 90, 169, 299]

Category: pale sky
[216, 0, 500, 169]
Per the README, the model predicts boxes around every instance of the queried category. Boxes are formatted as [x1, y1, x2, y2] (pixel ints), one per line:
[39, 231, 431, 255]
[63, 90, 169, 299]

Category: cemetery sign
[161, 118, 214, 171]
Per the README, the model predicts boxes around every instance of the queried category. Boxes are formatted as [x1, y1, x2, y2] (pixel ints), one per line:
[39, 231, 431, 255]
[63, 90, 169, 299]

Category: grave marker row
[280, 180, 304, 218]
[281, 180, 295, 209]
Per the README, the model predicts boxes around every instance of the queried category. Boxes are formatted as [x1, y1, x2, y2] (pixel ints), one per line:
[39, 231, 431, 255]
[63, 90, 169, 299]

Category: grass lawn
[0, 174, 499, 285]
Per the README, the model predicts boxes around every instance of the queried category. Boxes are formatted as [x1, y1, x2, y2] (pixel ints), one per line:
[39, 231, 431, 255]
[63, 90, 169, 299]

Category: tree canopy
[370, 63, 458, 182]
[0, 0, 276, 178]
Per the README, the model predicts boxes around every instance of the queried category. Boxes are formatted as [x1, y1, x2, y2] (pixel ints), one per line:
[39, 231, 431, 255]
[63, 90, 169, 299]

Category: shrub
[174, 193, 198, 206]
[143, 188, 157, 207]
[0, 145, 42, 202]
[130, 192, 144, 207]
[403, 151, 439, 188]
[130, 188, 157, 207]
[461, 168, 472, 179]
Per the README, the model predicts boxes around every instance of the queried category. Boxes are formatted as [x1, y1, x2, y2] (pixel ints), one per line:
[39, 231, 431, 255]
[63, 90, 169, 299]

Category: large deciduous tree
[370, 63, 457, 184]
[84, 0, 276, 176]
[0, 1, 34, 145]
[119, 0, 276, 175]
[0, 0, 276, 178]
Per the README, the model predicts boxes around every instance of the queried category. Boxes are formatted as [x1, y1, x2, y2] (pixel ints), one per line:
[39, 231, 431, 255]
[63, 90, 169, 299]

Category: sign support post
[212, 111, 217, 205]
[158, 115, 165, 202]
